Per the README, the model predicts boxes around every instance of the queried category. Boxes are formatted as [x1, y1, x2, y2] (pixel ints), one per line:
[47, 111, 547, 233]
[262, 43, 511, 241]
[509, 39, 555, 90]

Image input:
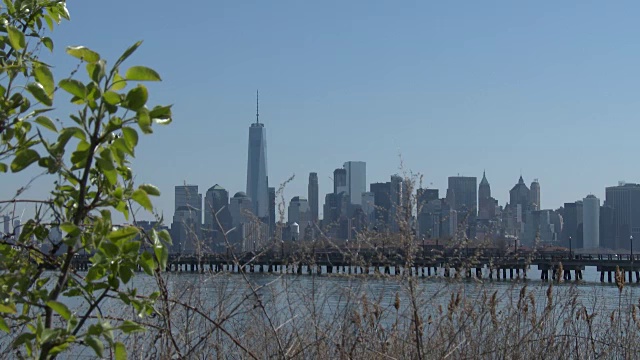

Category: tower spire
[256, 89, 259, 124]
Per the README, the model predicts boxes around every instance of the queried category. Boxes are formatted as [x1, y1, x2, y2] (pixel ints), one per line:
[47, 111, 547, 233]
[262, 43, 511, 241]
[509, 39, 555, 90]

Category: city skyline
[3, 1, 640, 225]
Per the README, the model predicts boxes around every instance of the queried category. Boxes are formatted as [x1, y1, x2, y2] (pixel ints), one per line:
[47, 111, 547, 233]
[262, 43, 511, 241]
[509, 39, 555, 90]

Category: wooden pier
[70, 246, 640, 283]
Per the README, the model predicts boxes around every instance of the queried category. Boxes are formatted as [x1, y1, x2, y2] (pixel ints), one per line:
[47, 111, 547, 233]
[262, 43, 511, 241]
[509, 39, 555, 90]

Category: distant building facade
[448, 176, 477, 238]
[582, 195, 600, 249]
[308, 172, 319, 223]
[605, 183, 640, 250]
[344, 161, 366, 205]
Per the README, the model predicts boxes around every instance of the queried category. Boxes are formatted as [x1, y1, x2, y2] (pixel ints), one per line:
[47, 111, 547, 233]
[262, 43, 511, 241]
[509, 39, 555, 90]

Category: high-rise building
[508, 176, 530, 238]
[530, 179, 541, 211]
[361, 192, 375, 226]
[204, 185, 231, 229]
[582, 195, 600, 249]
[417, 188, 439, 211]
[448, 176, 477, 216]
[447, 176, 477, 237]
[229, 191, 269, 252]
[562, 201, 583, 248]
[308, 173, 319, 222]
[605, 183, 640, 250]
[323, 192, 347, 227]
[246, 91, 269, 219]
[288, 196, 311, 237]
[2, 215, 9, 235]
[175, 185, 202, 225]
[370, 182, 391, 230]
[417, 199, 442, 239]
[333, 168, 347, 195]
[522, 209, 557, 245]
[478, 171, 495, 220]
[344, 161, 366, 205]
[13, 219, 21, 240]
[268, 187, 276, 236]
[390, 175, 404, 232]
[600, 205, 615, 249]
[229, 192, 253, 228]
[509, 176, 530, 212]
[171, 206, 201, 254]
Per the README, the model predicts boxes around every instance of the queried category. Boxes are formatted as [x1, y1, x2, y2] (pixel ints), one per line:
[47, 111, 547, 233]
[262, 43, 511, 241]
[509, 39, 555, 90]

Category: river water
[6, 265, 640, 359]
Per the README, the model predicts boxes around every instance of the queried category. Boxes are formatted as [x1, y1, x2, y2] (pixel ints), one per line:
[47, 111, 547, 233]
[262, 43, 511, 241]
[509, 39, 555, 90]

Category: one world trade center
[246, 91, 269, 219]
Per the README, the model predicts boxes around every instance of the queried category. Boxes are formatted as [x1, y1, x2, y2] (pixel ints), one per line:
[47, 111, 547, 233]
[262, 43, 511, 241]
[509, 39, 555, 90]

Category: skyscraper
[344, 161, 366, 205]
[308, 172, 319, 222]
[478, 171, 493, 220]
[204, 184, 232, 235]
[447, 176, 477, 215]
[333, 168, 347, 194]
[390, 174, 404, 232]
[417, 188, 439, 211]
[370, 182, 391, 230]
[530, 179, 541, 211]
[288, 196, 311, 237]
[447, 176, 477, 237]
[246, 91, 269, 219]
[582, 195, 600, 249]
[509, 176, 530, 211]
[173, 185, 202, 254]
[562, 201, 583, 248]
[175, 185, 202, 225]
[268, 186, 276, 235]
[229, 192, 253, 228]
[605, 183, 640, 250]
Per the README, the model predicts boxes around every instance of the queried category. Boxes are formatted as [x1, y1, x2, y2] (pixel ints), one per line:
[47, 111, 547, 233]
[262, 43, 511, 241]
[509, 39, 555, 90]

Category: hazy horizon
[2, 1, 640, 222]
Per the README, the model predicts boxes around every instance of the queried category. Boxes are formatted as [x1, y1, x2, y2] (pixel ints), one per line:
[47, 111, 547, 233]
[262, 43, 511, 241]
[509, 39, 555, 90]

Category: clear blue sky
[3, 1, 640, 222]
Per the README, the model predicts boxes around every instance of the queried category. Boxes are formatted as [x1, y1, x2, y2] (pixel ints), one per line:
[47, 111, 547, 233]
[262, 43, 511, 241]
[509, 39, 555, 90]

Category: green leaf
[101, 242, 119, 257]
[139, 252, 155, 275]
[121, 127, 138, 150]
[120, 321, 145, 334]
[131, 189, 152, 211]
[114, 341, 127, 360]
[86, 60, 106, 83]
[123, 241, 140, 255]
[11, 149, 40, 172]
[86, 265, 105, 282]
[58, 2, 71, 20]
[66, 46, 100, 63]
[60, 222, 80, 235]
[26, 83, 53, 106]
[85, 336, 104, 358]
[0, 163, 6, 173]
[110, 73, 127, 91]
[149, 105, 172, 124]
[35, 116, 57, 132]
[107, 226, 139, 242]
[103, 91, 121, 105]
[34, 66, 55, 96]
[96, 157, 117, 185]
[125, 66, 161, 81]
[115, 41, 142, 68]
[7, 25, 25, 50]
[46, 301, 71, 321]
[138, 109, 152, 134]
[42, 37, 54, 52]
[158, 229, 173, 246]
[0, 303, 17, 314]
[0, 317, 9, 333]
[154, 241, 169, 270]
[139, 184, 160, 196]
[124, 85, 147, 111]
[59, 79, 86, 99]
